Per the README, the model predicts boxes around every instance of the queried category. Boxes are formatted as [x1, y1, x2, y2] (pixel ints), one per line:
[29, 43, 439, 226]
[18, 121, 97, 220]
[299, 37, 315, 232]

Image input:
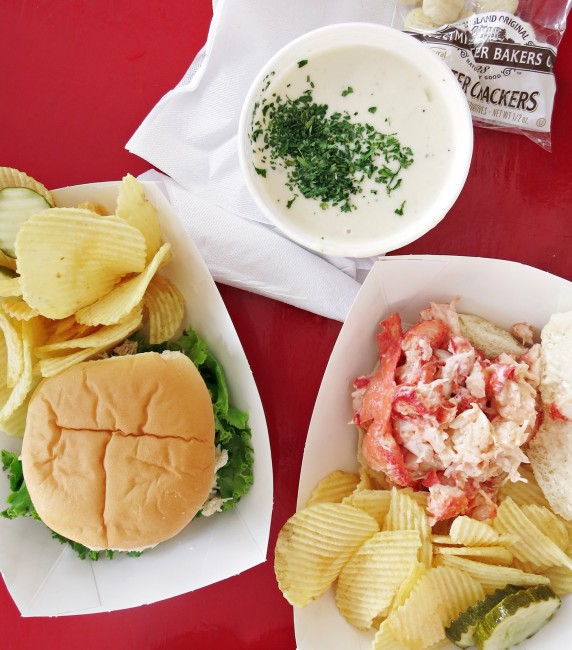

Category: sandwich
[1, 327, 254, 559]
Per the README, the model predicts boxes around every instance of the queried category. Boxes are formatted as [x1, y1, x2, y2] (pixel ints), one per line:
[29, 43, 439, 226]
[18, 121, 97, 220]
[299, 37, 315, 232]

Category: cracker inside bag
[393, 0, 572, 151]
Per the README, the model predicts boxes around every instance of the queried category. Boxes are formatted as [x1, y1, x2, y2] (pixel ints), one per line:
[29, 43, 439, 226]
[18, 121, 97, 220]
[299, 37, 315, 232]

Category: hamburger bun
[21, 351, 215, 551]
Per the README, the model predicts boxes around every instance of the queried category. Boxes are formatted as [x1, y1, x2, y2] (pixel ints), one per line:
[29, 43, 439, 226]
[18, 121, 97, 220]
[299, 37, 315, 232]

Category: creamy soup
[248, 45, 456, 252]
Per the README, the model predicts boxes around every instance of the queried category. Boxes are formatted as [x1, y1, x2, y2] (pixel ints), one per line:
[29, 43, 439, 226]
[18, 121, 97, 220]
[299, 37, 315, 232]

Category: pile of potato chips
[275, 464, 572, 649]
[0, 171, 185, 437]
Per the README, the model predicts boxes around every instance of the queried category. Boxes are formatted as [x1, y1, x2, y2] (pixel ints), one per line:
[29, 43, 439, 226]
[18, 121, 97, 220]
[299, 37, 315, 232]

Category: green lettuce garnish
[1, 326, 254, 559]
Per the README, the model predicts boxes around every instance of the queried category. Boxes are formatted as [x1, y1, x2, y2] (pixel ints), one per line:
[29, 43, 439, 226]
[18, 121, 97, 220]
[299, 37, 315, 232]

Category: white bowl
[238, 23, 473, 258]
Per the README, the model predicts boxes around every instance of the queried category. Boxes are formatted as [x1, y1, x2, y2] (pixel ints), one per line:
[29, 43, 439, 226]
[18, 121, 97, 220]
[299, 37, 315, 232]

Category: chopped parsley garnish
[368, 106, 378, 113]
[297, 59, 308, 68]
[395, 200, 406, 216]
[341, 86, 354, 97]
[254, 165, 267, 178]
[250, 77, 414, 212]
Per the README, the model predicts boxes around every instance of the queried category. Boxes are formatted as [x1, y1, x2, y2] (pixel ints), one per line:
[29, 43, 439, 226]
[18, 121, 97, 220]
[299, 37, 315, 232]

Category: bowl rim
[238, 21, 474, 258]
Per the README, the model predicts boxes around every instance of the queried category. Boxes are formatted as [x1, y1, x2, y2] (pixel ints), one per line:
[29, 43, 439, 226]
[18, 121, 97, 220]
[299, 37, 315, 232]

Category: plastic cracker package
[393, 0, 572, 151]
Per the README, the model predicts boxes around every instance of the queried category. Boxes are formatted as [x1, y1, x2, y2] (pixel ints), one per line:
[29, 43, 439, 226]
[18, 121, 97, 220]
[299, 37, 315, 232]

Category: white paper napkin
[127, 0, 400, 322]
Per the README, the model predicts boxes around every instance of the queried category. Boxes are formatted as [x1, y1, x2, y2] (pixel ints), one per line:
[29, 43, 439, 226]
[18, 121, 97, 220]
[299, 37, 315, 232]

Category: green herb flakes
[341, 86, 354, 97]
[249, 77, 414, 213]
[297, 59, 308, 68]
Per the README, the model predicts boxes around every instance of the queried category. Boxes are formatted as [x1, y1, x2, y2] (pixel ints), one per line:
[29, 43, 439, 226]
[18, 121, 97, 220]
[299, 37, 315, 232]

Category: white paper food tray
[295, 255, 572, 650]
[0, 181, 273, 617]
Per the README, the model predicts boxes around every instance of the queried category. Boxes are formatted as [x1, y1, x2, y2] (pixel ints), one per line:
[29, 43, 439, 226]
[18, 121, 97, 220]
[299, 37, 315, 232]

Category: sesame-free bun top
[21, 351, 215, 551]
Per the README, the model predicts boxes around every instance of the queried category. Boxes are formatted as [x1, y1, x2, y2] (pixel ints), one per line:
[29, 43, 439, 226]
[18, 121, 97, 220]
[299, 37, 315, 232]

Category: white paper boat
[0, 181, 273, 617]
[294, 255, 572, 650]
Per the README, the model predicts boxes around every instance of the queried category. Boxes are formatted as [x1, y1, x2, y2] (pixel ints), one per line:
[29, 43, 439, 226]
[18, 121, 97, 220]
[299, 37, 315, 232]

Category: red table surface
[1, 2, 572, 649]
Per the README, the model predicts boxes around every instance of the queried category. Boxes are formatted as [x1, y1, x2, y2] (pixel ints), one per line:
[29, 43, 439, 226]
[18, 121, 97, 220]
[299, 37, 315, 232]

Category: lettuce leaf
[1, 449, 39, 521]
[1, 326, 254, 559]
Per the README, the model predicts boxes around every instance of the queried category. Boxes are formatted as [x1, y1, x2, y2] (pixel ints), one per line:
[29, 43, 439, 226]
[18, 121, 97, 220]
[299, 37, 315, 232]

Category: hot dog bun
[528, 311, 572, 520]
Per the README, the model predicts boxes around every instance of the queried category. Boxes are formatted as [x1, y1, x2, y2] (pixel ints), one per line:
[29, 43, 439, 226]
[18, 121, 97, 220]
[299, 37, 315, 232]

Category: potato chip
[116, 174, 163, 263]
[356, 463, 375, 490]
[0, 311, 23, 387]
[0, 277, 22, 298]
[305, 470, 360, 507]
[37, 343, 113, 378]
[274, 503, 379, 608]
[384, 488, 432, 567]
[0, 376, 40, 437]
[520, 504, 569, 551]
[435, 554, 550, 593]
[1, 298, 39, 321]
[0, 319, 35, 421]
[401, 487, 429, 509]
[75, 242, 171, 326]
[390, 560, 427, 611]
[35, 305, 143, 357]
[372, 619, 410, 650]
[343, 489, 391, 527]
[75, 201, 108, 215]
[431, 535, 458, 545]
[16, 208, 147, 319]
[542, 565, 572, 596]
[44, 316, 94, 345]
[449, 516, 511, 547]
[335, 530, 421, 629]
[493, 497, 572, 571]
[143, 274, 186, 344]
[435, 545, 514, 565]
[388, 569, 445, 649]
[426, 565, 485, 626]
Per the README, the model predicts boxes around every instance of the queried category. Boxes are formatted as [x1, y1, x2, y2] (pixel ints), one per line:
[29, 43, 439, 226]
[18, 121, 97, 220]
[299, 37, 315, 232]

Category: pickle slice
[0, 187, 51, 257]
[0, 167, 54, 205]
[474, 585, 561, 650]
[446, 585, 522, 648]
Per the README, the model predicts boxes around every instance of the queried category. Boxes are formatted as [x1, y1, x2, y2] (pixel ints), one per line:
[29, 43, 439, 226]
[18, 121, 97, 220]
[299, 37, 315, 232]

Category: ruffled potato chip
[305, 470, 360, 507]
[36, 343, 114, 378]
[435, 554, 550, 593]
[493, 497, 572, 571]
[0, 277, 22, 298]
[143, 273, 185, 344]
[343, 489, 392, 527]
[274, 503, 379, 608]
[75, 243, 171, 326]
[434, 545, 514, 565]
[16, 208, 147, 319]
[35, 305, 142, 357]
[388, 569, 445, 650]
[75, 201, 108, 215]
[384, 488, 432, 568]
[0, 319, 36, 421]
[1, 298, 39, 321]
[426, 565, 485, 626]
[335, 530, 421, 629]
[116, 174, 163, 263]
[0, 311, 23, 387]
